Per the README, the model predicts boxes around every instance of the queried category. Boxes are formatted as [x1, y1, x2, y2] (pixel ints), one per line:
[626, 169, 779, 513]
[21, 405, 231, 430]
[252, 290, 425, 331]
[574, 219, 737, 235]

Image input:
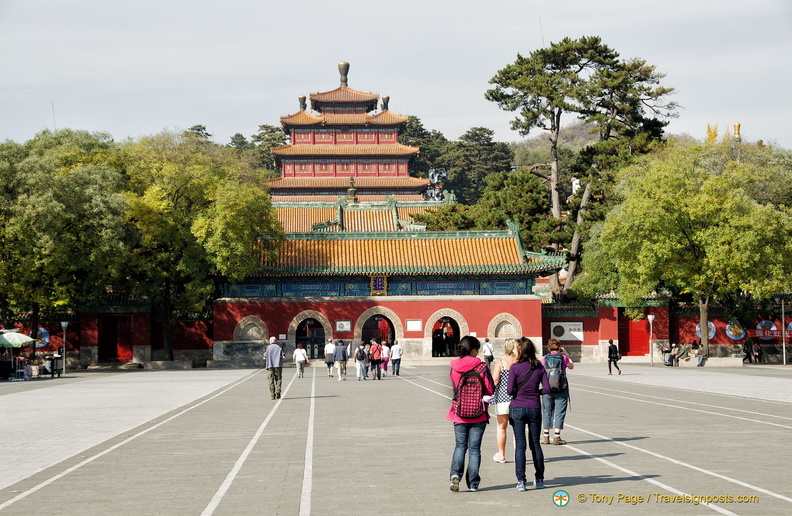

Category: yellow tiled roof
[280, 111, 324, 125]
[271, 144, 419, 157]
[265, 177, 430, 189]
[343, 210, 398, 232]
[271, 194, 425, 203]
[273, 202, 441, 233]
[281, 110, 409, 126]
[260, 235, 523, 270]
[309, 86, 379, 103]
[275, 207, 338, 233]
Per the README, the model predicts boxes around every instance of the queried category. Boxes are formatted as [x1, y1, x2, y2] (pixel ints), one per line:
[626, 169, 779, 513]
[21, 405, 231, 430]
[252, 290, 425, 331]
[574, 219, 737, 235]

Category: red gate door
[617, 308, 650, 356]
[98, 315, 133, 362]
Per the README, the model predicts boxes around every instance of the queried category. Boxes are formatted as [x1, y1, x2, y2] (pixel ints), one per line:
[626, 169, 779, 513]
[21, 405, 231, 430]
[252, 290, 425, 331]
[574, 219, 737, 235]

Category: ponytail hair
[456, 335, 481, 357]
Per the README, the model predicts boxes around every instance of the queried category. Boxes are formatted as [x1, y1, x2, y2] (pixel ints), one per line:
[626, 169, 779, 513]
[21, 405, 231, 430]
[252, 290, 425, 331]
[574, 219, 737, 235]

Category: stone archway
[233, 315, 269, 342]
[288, 310, 333, 345]
[354, 306, 404, 343]
[423, 308, 470, 340]
[487, 313, 522, 339]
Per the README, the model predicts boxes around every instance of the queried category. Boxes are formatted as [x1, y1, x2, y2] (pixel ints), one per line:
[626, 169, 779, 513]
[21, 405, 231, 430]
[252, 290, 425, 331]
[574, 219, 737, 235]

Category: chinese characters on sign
[370, 275, 388, 296]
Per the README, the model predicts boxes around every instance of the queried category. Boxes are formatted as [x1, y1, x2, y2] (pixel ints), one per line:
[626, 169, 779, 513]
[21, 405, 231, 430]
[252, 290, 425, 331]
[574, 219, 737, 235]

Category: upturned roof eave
[251, 264, 552, 277]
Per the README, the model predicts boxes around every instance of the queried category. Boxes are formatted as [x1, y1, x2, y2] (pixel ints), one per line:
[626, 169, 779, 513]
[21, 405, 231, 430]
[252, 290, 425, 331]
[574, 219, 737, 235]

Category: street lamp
[775, 294, 788, 367]
[782, 298, 787, 367]
[647, 314, 656, 367]
[60, 321, 68, 377]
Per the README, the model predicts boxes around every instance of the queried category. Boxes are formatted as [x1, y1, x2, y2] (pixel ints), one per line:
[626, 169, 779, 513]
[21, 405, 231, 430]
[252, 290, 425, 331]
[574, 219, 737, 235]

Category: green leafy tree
[0, 130, 129, 357]
[399, 116, 449, 178]
[122, 130, 283, 361]
[0, 140, 28, 329]
[475, 169, 556, 251]
[228, 133, 254, 154]
[411, 203, 478, 231]
[487, 36, 676, 299]
[249, 124, 289, 172]
[514, 144, 578, 202]
[187, 125, 212, 139]
[439, 127, 513, 205]
[576, 140, 792, 355]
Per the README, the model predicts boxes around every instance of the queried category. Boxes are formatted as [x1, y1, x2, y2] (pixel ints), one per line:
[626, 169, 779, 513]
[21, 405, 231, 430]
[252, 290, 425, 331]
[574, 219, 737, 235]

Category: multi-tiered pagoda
[211, 63, 565, 363]
[267, 61, 429, 203]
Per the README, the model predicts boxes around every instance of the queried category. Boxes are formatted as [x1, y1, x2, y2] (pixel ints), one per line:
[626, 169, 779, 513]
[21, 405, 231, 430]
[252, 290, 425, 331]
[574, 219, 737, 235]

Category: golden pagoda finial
[381, 95, 390, 111]
[734, 122, 741, 142]
[338, 62, 350, 87]
[298, 95, 306, 111]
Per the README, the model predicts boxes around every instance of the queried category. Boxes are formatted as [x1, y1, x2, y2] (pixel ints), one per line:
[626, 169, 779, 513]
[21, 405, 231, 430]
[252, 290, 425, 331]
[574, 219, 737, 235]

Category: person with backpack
[507, 337, 550, 491]
[446, 335, 494, 493]
[541, 338, 573, 446]
[354, 342, 367, 381]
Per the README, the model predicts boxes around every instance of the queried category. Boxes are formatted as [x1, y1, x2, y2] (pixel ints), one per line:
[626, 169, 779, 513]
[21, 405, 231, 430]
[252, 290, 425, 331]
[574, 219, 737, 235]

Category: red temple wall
[213, 298, 543, 342]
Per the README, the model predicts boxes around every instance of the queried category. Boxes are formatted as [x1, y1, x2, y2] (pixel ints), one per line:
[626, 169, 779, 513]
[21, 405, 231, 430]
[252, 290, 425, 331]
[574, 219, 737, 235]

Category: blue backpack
[545, 354, 568, 392]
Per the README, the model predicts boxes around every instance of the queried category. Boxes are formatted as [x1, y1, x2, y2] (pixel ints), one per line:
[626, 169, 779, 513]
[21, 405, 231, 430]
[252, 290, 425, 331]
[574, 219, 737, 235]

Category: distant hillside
[510, 121, 598, 202]
[511, 121, 598, 153]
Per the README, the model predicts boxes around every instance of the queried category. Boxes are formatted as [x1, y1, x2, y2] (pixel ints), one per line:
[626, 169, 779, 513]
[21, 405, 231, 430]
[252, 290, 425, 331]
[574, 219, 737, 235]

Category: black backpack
[545, 354, 568, 392]
[355, 348, 366, 361]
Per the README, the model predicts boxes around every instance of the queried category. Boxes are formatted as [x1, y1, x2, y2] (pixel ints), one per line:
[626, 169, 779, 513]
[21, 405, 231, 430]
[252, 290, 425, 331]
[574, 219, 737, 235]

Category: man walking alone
[264, 336, 285, 400]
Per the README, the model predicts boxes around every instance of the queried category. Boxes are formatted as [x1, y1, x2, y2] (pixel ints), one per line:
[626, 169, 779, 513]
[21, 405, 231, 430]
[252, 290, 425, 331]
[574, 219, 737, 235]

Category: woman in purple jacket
[507, 337, 551, 491]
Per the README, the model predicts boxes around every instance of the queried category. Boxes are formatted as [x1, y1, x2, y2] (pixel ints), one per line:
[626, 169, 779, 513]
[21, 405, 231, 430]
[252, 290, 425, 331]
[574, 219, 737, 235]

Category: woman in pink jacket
[446, 336, 495, 493]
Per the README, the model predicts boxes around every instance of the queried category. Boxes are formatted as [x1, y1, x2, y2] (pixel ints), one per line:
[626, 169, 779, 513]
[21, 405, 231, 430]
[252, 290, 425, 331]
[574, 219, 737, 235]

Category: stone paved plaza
[1, 361, 791, 515]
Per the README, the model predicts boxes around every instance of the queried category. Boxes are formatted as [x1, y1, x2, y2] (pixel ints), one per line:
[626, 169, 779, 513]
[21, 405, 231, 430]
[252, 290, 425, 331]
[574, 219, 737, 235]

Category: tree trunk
[29, 302, 40, 362]
[160, 297, 175, 362]
[0, 295, 11, 329]
[548, 110, 563, 299]
[699, 294, 710, 356]
[562, 180, 593, 295]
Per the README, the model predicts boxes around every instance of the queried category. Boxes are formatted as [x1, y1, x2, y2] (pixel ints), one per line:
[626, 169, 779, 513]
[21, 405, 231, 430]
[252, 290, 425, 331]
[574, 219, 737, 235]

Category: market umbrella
[0, 332, 35, 347]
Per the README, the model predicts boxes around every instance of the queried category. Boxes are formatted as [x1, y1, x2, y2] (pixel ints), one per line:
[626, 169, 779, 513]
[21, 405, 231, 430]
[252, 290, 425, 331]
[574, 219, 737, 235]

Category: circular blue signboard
[725, 320, 746, 340]
[756, 320, 777, 341]
[696, 321, 716, 339]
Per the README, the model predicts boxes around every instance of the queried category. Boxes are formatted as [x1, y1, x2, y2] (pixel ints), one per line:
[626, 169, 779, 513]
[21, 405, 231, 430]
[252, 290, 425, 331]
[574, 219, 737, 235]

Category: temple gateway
[9, 64, 763, 372]
[210, 62, 565, 365]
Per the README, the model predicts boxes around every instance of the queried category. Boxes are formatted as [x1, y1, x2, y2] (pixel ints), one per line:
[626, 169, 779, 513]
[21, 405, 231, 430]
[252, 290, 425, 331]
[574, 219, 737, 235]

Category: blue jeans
[450, 421, 487, 489]
[542, 391, 569, 430]
[391, 358, 401, 375]
[510, 406, 544, 482]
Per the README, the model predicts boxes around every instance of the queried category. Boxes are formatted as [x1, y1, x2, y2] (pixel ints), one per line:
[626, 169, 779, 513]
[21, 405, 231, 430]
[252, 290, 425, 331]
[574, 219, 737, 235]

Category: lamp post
[60, 321, 68, 377]
[773, 294, 788, 367]
[648, 314, 656, 367]
[782, 298, 788, 367]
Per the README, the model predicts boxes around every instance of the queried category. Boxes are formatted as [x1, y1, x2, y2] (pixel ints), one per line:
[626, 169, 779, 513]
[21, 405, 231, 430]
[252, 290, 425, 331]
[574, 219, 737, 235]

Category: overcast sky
[1, 0, 790, 148]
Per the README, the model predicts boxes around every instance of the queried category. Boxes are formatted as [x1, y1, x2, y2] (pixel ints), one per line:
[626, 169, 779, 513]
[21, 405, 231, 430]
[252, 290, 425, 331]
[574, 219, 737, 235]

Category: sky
[1, 0, 790, 148]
